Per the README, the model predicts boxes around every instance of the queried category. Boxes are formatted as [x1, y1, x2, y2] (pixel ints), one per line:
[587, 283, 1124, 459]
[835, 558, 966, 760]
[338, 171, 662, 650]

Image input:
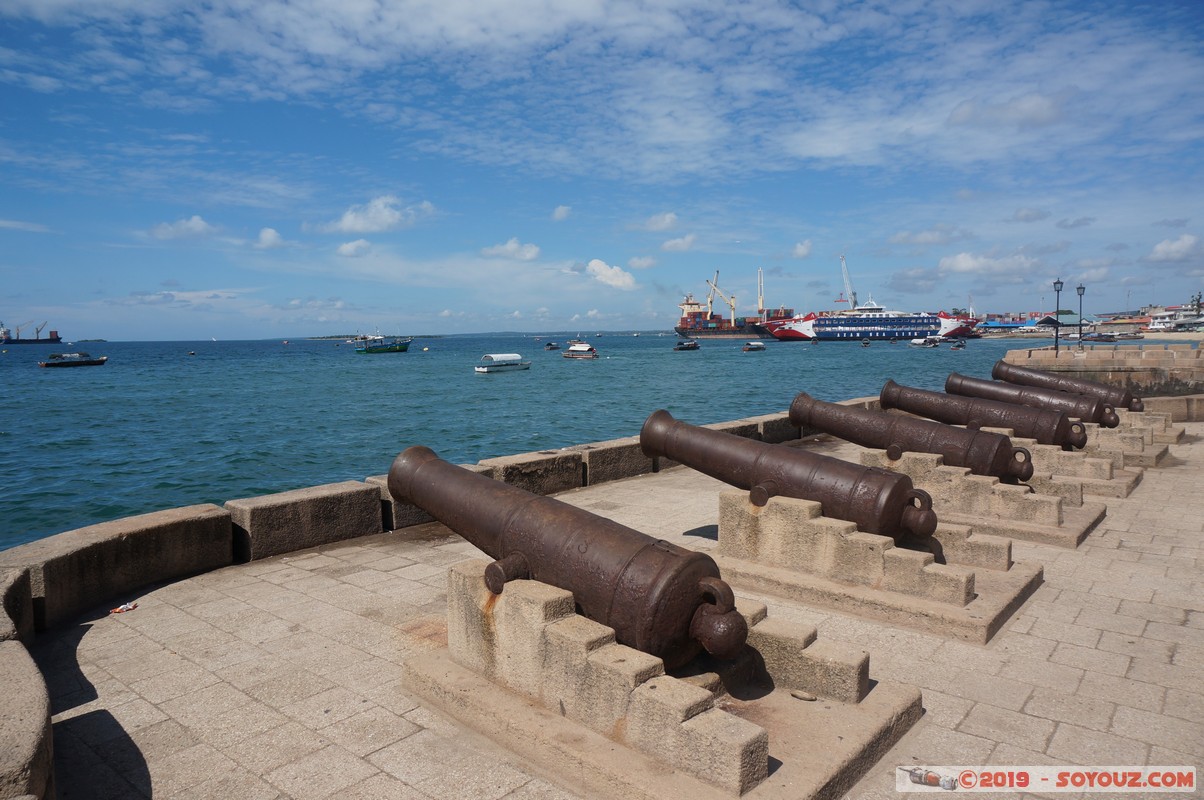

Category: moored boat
[474, 353, 531, 373]
[562, 342, 599, 359]
[543, 341, 560, 350]
[908, 337, 941, 348]
[355, 335, 412, 354]
[742, 341, 766, 352]
[673, 339, 700, 351]
[38, 352, 107, 367]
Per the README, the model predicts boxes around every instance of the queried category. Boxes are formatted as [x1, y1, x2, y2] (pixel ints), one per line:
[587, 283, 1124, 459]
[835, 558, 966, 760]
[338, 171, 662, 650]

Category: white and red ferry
[762, 256, 978, 342]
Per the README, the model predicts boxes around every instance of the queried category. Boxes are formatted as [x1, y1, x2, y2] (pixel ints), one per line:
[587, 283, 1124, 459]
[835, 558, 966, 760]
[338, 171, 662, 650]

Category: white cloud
[628, 256, 656, 269]
[644, 212, 677, 232]
[0, 219, 51, 233]
[661, 234, 695, 252]
[552, 205, 571, 221]
[937, 252, 1039, 278]
[585, 259, 635, 290]
[1009, 208, 1050, 223]
[337, 239, 371, 257]
[1146, 234, 1200, 263]
[150, 215, 216, 240]
[254, 227, 285, 249]
[482, 237, 540, 260]
[792, 240, 813, 258]
[324, 196, 434, 234]
[888, 226, 971, 246]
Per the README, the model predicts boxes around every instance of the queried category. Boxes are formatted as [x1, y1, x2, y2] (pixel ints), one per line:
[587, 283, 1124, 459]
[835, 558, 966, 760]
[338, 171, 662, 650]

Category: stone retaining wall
[1002, 342, 1203, 397]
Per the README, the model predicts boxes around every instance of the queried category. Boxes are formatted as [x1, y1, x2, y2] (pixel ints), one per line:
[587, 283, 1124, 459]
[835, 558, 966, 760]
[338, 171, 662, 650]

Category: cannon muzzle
[388, 445, 747, 668]
[640, 409, 937, 542]
[880, 379, 1088, 450]
[992, 360, 1144, 412]
[788, 392, 1034, 482]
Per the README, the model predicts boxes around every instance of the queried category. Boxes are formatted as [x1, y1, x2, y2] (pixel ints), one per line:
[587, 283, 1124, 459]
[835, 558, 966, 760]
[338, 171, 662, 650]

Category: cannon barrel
[639, 409, 937, 542]
[788, 392, 1034, 482]
[880, 379, 1088, 450]
[992, 360, 1144, 412]
[946, 372, 1120, 428]
[388, 446, 747, 669]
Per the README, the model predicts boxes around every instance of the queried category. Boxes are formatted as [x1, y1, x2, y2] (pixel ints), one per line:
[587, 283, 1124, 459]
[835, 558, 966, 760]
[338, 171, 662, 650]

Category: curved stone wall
[1, 392, 1202, 799]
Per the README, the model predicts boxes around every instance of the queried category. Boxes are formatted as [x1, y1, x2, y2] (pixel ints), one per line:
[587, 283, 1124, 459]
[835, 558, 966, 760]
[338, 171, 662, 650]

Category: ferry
[763, 256, 978, 342]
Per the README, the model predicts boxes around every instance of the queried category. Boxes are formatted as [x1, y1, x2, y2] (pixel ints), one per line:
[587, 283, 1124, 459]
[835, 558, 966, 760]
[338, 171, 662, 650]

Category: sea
[1, 332, 1046, 551]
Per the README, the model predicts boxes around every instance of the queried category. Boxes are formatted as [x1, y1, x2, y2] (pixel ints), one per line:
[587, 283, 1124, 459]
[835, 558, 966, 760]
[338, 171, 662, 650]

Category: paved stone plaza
[33, 424, 1204, 799]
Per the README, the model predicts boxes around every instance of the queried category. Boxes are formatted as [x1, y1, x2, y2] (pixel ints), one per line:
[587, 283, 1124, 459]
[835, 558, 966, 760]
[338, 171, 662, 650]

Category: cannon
[388, 446, 748, 669]
[788, 391, 1034, 482]
[880, 379, 1088, 450]
[946, 372, 1120, 428]
[639, 409, 937, 543]
[992, 359, 1144, 412]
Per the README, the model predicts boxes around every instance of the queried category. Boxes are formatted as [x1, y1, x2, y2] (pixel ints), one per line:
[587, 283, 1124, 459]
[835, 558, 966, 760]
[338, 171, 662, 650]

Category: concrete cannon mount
[402, 560, 921, 800]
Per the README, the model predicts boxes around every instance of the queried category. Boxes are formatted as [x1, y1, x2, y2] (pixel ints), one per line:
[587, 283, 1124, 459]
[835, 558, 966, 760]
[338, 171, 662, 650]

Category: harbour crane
[706, 271, 737, 322]
[838, 255, 857, 310]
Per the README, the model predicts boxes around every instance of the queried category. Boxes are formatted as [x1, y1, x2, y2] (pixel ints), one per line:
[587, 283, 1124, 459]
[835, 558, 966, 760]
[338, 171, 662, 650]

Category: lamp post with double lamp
[1053, 278, 1064, 354]
[1077, 284, 1085, 348]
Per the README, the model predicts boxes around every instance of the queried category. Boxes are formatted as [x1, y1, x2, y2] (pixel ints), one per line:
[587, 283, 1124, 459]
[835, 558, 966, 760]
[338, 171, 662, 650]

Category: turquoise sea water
[1, 332, 1038, 550]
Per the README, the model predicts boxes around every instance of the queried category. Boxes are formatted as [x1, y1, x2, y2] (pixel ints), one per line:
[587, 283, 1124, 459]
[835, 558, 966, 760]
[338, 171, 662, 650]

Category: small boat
[673, 339, 700, 351]
[39, 352, 108, 368]
[860, 338, 871, 347]
[742, 341, 766, 352]
[543, 342, 561, 350]
[475, 353, 531, 373]
[908, 337, 941, 348]
[563, 342, 599, 359]
[950, 339, 967, 350]
[1081, 332, 1118, 343]
[355, 336, 412, 354]
[1115, 331, 1144, 340]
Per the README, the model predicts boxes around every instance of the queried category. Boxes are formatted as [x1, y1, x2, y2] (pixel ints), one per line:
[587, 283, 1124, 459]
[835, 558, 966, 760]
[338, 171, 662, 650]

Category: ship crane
[14, 320, 33, 337]
[36, 322, 48, 338]
[839, 255, 857, 310]
[706, 271, 737, 323]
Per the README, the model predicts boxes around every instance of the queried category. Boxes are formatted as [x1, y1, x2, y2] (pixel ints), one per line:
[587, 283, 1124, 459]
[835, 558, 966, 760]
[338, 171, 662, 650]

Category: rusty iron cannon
[388, 446, 748, 669]
[788, 391, 1034, 482]
[639, 409, 938, 543]
[992, 359, 1144, 412]
[946, 372, 1120, 428]
[880, 379, 1088, 450]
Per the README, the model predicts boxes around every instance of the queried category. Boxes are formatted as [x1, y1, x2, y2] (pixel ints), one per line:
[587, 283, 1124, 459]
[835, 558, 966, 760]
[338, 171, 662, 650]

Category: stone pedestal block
[227, 482, 381, 562]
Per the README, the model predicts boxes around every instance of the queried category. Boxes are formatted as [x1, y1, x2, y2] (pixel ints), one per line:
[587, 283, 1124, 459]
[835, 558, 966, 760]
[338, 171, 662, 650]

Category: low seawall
[1002, 341, 1204, 398]
[2, 375, 1203, 799]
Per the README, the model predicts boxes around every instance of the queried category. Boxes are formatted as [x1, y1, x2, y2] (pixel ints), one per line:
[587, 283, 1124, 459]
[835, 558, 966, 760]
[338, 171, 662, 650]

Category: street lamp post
[1053, 278, 1064, 354]
[1076, 284, 1085, 348]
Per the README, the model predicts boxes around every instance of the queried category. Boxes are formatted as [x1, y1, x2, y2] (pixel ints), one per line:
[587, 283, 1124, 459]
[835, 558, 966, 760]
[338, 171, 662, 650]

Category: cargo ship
[761, 256, 978, 342]
[673, 270, 792, 340]
[1, 321, 62, 345]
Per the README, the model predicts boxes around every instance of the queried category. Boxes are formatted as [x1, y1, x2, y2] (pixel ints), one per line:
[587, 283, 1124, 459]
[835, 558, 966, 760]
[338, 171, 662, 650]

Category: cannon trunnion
[639, 409, 937, 543]
[388, 445, 748, 669]
[788, 391, 1034, 482]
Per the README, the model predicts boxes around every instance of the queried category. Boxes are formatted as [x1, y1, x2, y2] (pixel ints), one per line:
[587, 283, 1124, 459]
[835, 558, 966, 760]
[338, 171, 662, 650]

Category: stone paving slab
[27, 423, 1204, 799]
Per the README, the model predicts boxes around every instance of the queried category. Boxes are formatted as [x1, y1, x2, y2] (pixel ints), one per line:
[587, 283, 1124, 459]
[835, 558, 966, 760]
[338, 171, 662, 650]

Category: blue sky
[1, 1, 1202, 340]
